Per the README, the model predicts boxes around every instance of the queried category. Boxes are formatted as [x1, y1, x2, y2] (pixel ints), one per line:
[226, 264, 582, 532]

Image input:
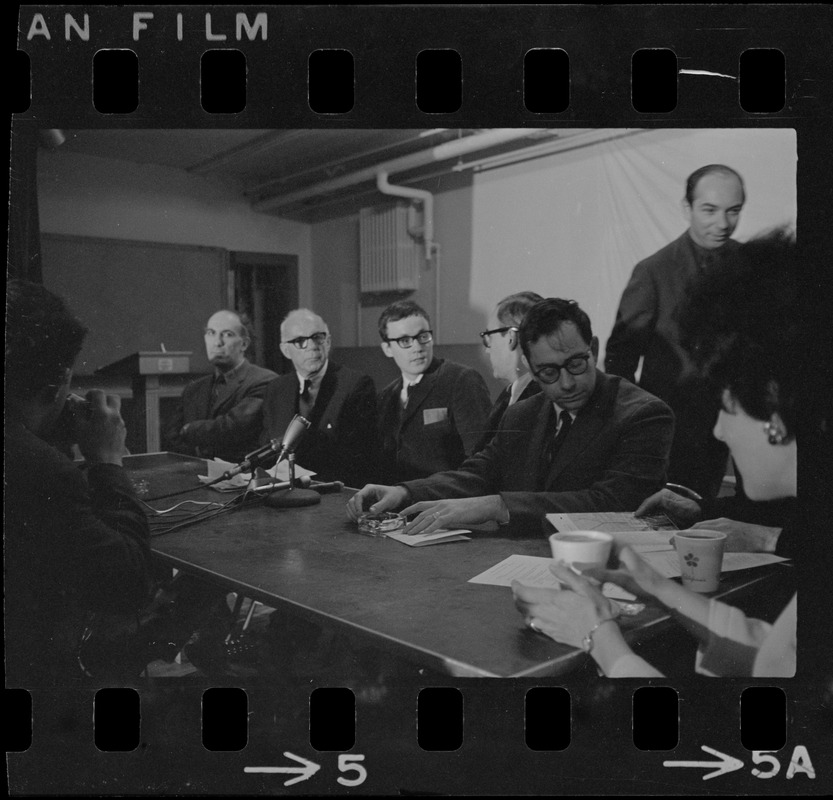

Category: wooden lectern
[96, 351, 192, 453]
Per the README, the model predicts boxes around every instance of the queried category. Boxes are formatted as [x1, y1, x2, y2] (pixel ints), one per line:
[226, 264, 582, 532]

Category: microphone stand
[263, 451, 321, 508]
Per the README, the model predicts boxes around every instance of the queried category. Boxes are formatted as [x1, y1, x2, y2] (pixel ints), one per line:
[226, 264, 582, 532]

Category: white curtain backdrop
[468, 128, 797, 362]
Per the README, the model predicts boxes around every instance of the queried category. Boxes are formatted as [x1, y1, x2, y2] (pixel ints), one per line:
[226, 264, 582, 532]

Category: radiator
[359, 204, 422, 293]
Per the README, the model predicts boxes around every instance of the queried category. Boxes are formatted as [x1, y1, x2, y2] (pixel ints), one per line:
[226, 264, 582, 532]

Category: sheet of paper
[384, 529, 470, 547]
[639, 550, 789, 579]
[547, 511, 677, 534]
[615, 531, 676, 550]
[468, 555, 636, 601]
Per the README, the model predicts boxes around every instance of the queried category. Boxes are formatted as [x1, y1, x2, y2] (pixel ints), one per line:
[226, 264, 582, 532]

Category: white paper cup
[549, 530, 613, 570]
[673, 530, 727, 593]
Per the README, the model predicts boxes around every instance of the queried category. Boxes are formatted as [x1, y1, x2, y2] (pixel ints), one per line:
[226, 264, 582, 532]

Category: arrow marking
[664, 745, 744, 780]
[245, 751, 321, 786]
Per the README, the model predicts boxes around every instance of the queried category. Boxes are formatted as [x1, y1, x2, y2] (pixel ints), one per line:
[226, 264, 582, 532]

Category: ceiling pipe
[452, 128, 646, 174]
[246, 130, 460, 195]
[253, 128, 549, 213]
[376, 171, 434, 260]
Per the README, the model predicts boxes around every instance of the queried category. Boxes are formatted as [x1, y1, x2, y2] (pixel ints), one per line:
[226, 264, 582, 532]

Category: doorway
[230, 252, 298, 374]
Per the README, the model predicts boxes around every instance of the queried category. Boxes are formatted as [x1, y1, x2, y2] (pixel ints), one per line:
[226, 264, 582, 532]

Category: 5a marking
[664, 745, 816, 781]
[245, 752, 367, 787]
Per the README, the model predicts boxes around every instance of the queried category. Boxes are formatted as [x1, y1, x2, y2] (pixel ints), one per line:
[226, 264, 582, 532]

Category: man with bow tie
[605, 165, 746, 502]
[261, 308, 378, 488]
[348, 298, 674, 536]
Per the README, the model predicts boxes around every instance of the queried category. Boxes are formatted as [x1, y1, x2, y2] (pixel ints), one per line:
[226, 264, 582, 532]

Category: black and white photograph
[6, 5, 832, 796]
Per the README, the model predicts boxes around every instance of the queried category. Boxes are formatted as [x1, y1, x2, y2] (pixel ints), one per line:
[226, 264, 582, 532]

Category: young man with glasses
[261, 308, 378, 488]
[165, 309, 277, 463]
[475, 291, 544, 451]
[349, 298, 674, 536]
[376, 300, 491, 482]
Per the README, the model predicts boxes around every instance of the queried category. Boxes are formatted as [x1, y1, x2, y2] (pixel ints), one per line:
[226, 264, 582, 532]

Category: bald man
[165, 309, 277, 462]
[261, 308, 379, 488]
[605, 164, 746, 502]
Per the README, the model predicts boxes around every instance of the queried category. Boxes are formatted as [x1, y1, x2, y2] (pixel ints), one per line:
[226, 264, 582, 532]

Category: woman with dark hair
[512, 229, 824, 677]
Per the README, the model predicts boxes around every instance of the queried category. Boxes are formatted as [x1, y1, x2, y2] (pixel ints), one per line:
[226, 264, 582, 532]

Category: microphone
[218, 415, 311, 481]
[277, 413, 312, 458]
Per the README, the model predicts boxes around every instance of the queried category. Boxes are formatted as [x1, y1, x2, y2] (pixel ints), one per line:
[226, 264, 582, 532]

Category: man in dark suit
[165, 309, 277, 463]
[375, 300, 492, 483]
[475, 291, 543, 451]
[5, 281, 152, 685]
[605, 165, 745, 502]
[262, 308, 378, 488]
[348, 298, 674, 536]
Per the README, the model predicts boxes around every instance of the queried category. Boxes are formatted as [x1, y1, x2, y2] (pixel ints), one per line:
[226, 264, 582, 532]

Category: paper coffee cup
[549, 530, 613, 570]
[673, 530, 726, 593]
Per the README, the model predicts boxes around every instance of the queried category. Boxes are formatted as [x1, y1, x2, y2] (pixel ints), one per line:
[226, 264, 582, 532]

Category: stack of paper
[384, 529, 470, 547]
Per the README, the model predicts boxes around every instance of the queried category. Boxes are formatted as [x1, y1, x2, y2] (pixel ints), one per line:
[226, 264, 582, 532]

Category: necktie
[210, 375, 224, 408]
[299, 379, 312, 418]
[541, 410, 573, 472]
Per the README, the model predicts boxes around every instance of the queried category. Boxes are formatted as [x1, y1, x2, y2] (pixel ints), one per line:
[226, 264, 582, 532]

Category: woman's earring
[764, 419, 786, 445]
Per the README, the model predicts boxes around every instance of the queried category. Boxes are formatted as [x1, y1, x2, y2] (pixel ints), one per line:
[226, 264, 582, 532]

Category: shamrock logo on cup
[684, 553, 699, 567]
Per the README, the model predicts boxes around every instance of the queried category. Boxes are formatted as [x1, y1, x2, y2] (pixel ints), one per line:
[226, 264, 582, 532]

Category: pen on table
[665, 482, 703, 502]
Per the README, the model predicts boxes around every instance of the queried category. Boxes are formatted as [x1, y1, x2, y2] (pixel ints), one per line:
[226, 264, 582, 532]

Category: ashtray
[357, 511, 406, 537]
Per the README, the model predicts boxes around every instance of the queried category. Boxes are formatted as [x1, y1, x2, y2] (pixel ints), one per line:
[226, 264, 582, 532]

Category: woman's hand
[692, 518, 781, 553]
[579, 544, 670, 602]
[512, 562, 620, 650]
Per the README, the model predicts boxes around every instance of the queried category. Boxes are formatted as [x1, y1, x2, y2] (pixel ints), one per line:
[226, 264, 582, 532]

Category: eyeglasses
[384, 330, 433, 349]
[479, 326, 518, 348]
[531, 350, 593, 384]
[283, 332, 329, 349]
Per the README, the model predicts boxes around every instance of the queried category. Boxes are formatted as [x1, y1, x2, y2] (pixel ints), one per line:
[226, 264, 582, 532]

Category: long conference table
[127, 453, 789, 679]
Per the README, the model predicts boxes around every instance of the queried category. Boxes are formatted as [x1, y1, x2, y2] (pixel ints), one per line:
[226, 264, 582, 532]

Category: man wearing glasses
[165, 309, 277, 463]
[475, 291, 544, 451]
[376, 300, 491, 482]
[261, 308, 378, 488]
[349, 298, 674, 535]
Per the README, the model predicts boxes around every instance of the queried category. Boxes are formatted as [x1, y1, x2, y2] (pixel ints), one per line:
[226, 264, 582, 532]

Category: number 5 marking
[337, 754, 367, 787]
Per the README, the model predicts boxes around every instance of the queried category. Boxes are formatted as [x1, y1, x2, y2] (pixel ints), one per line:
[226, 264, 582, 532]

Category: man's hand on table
[635, 488, 702, 527]
[346, 484, 410, 521]
[400, 495, 509, 535]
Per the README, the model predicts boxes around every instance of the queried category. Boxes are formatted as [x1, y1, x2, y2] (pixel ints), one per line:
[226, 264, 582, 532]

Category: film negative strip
[7, 4, 832, 796]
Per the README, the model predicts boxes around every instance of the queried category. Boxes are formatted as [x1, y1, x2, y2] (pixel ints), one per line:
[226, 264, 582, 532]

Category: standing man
[376, 300, 492, 482]
[262, 308, 378, 488]
[476, 291, 544, 451]
[605, 164, 746, 501]
[349, 298, 674, 536]
[165, 309, 277, 463]
[5, 281, 153, 685]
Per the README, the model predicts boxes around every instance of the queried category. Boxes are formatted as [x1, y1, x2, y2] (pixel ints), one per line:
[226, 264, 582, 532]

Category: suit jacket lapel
[273, 375, 300, 434]
[544, 375, 611, 487]
[399, 361, 440, 427]
[518, 380, 541, 403]
[309, 364, 338, 425]
[195, 378, 214, 419]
